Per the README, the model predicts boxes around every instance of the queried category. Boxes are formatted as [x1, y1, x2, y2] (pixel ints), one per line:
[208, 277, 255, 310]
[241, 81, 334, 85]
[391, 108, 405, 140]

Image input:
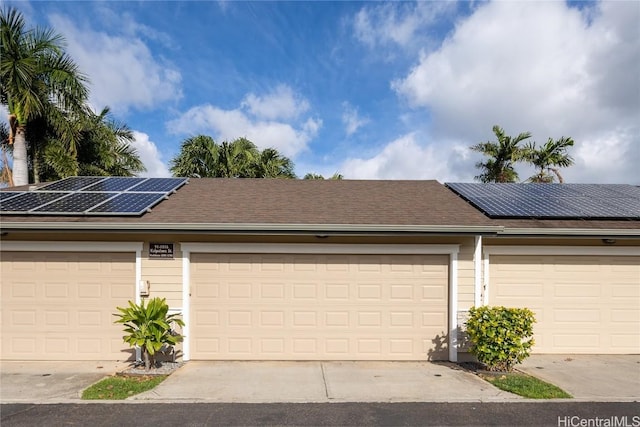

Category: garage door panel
[490, 254, 640, 354]
[191, 253, 448, 360]
[1, 252, 135, 361]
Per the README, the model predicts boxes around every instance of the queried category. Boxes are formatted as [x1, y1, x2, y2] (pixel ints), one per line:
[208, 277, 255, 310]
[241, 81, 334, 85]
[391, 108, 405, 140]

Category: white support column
[448, 251, 458, 362]
[482, 250, 490, 306]
[181, 245, 191, 361]
[473, 235, 482, 307]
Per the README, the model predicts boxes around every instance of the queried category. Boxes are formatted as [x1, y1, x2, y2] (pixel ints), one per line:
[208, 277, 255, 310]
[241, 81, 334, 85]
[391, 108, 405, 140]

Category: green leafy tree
[114, 298, 185, 371]
[470, 125, 531, 183]
[170, 135, 296, 178]
[524, 137, 574, 183]
[1, 6, 89, 185]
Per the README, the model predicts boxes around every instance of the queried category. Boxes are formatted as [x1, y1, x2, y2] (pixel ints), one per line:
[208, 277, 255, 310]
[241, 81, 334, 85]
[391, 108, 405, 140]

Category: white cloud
[389, 1, 639, 183]
[242, 85, 309, 121]
[48, 14, 182, 114]
[341, 102, 369, 136]
[130, 131, 171, 178]
[168, 86, 321, 158]
[341, 133, 474, 182]
[353, 2, 454, 51]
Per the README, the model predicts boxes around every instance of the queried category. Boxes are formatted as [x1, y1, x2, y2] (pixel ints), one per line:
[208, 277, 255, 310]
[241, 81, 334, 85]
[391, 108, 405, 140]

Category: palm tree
[525, 137, 574, 183]
[170, 135, 295, 178]
[470, 125, 531, 183]
[217, 138, 259, 178]
[254, 148, 295, 178]
[303, 172, 343, 180]
[169, 135, 219, 178]
[1, 6, 88, 185]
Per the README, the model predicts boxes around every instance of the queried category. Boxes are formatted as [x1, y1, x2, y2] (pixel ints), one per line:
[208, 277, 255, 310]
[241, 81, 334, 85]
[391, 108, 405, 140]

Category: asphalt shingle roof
[1, 179, 638, 232]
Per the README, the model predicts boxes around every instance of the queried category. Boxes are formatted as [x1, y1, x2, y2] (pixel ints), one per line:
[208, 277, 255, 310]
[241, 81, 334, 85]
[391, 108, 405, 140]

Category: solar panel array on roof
[0, 177, 188, 216]
[445, 183, 640, 219]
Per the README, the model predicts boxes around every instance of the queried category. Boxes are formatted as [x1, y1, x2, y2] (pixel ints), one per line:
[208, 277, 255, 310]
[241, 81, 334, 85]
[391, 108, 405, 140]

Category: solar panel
[88, 192, 166, 214]
[37, 176, 106, 191]
[0, 176, 188, 216]
[33, 192, 117, 213]
[0, 192, 68, 213]
[127, 177, 187, 193]
[445, 183, 640, 219]
[0, 191, 25, 202]
[81, 177, 147, 192]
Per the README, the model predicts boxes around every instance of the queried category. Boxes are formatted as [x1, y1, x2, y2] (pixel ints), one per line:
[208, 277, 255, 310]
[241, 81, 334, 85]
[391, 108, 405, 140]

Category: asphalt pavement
[2, 402, 639, 427]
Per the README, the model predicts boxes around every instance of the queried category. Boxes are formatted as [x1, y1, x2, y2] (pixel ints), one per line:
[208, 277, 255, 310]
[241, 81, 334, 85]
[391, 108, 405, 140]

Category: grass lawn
[479, 372, 572, 399]
[82, 375, 167, 400]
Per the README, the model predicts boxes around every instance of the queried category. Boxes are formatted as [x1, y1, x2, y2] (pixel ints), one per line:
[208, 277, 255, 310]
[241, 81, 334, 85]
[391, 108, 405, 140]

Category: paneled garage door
[1, 252, 136, 360]
[190, 253, 449, 360]
[489, 255, 640, 354]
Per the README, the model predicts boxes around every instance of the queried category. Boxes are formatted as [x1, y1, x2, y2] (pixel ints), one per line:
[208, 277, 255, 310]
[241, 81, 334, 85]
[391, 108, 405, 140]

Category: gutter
[496, 227, 640, 237]
[0, 222, 503, 235]
[1, 221, 639, 237]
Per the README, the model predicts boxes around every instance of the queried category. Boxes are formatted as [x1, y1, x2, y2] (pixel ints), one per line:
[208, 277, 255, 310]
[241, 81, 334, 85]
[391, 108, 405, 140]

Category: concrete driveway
[518, 354, 640, 401]
[1, 355, 638, 403]
[131, 361, 518, 403]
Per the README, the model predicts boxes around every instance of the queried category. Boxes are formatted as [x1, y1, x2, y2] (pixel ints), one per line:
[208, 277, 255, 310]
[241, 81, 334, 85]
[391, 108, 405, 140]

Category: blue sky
[4, 1, 639, 183]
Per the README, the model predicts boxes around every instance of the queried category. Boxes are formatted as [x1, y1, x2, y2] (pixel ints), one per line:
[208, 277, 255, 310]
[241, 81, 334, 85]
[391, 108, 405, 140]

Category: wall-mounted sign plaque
[149, 242, 174, 259]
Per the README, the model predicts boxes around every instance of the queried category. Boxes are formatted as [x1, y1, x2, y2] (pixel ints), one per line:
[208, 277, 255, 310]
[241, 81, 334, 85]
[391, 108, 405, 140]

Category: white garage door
[489, 255, 640, 354]
[1, 252, 136, 360]
[190, 253, 449, 360]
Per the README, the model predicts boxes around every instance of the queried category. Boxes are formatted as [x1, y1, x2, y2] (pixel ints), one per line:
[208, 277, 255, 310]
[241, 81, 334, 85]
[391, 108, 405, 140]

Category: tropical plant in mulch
[465, 305, 536, 372]
[114, 297, 185, 371]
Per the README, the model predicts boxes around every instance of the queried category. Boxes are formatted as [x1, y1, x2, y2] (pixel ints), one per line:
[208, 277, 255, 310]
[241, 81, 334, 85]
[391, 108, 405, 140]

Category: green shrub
[114, 298, 185, 370]
[466, 305, 536, 372]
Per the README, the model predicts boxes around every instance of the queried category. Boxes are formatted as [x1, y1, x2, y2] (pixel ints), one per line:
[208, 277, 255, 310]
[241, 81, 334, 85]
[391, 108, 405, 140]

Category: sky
[3, 0, 639, 183]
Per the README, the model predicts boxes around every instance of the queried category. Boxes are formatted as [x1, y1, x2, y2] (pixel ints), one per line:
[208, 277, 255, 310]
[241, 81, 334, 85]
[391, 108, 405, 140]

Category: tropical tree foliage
[35, 107, 145, 181]
[524, 137, 574, 183]
[169, 135, 295, 178]
[1, 6, 89, 185]
[303, 172, 343, 180]
[470, 125, 576, 183]
[470, 125, 531, 183]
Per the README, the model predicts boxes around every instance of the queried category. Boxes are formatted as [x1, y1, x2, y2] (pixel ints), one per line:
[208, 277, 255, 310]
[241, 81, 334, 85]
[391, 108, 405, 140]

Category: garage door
[489, 255, 640, 354]
[190, 253, 448, 360]
[1, 252, 136, 360]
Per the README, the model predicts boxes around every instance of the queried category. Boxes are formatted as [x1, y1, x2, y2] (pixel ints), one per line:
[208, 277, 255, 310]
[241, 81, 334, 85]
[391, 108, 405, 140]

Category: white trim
[449, 251, 458, 363]
[181, 243, 460, 255]
[182, 244, 191, 361]
[482, 251, 490, 306]
[483, 245, 640, 256]
[473, 236, 482, 307]
[181, 242, 460, 362]
[0, 241, 143, 252]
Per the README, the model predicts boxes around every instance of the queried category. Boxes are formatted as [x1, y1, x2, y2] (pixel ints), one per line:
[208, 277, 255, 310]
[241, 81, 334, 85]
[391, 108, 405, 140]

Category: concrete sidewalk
[1, 355, 638, 404]
[131, 361, 518, 403]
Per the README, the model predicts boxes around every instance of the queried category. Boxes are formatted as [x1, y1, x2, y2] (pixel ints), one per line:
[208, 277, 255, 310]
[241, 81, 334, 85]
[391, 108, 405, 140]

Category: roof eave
[0, 221, 502, 235]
